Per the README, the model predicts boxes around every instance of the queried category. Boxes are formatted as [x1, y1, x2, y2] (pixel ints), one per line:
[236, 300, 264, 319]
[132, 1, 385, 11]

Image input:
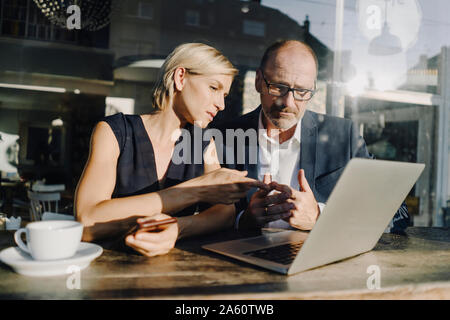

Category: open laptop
[203, 158, 425, 275]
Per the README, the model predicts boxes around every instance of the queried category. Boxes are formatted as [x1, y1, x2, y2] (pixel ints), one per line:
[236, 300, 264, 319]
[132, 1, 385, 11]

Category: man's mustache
[271, 104, 295, 114]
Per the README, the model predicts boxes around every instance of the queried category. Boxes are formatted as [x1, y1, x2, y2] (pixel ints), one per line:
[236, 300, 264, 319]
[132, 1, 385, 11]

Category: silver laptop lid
[288, 158, 424, 275]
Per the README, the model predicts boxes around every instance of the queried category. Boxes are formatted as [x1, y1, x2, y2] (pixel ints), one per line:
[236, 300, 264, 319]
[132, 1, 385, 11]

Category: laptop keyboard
[244, 242, 304, 265]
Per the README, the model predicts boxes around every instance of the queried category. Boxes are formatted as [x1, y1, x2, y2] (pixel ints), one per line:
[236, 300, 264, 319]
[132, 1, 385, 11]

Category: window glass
[185, 9, 200, 26]
[0, 0, 448, 227]
[138, 2, 153, 19]
[243, 20, 265, 37]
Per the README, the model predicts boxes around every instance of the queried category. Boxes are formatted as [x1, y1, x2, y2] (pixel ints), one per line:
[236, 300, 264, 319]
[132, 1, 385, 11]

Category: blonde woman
[75, 43, 267, 257]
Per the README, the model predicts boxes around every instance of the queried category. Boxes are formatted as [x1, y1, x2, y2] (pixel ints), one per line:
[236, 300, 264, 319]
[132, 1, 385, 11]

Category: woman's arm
[76, 126, 263, 242]
[177, 204, 236, 239]
[75, 122, 202, 241]
[176, 138, 236, 239]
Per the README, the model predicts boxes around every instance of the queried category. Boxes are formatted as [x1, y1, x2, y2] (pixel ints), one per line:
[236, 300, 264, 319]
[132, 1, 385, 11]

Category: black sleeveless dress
[101, 112, 211, 217]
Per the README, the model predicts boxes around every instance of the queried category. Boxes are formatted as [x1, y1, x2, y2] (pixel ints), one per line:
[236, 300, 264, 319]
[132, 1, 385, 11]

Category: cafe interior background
[0, 0, 449, 228]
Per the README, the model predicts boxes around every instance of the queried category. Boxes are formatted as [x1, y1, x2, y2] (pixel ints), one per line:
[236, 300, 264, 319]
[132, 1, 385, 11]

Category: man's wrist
[234, 210, 245, 230]
[236, 208, 255, 230]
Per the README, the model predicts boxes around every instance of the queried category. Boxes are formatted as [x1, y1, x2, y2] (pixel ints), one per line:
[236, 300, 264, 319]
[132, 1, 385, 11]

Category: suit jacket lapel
[300, 110, 317, 193]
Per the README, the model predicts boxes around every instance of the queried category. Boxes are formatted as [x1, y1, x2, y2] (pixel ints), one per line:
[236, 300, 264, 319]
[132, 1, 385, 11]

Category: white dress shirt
[257, 110, 301, 229]
[235, 110, 325, 229]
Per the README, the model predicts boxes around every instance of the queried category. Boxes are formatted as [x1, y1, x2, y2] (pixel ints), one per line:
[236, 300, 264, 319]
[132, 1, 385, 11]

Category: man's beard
[264, 104, 300, 129]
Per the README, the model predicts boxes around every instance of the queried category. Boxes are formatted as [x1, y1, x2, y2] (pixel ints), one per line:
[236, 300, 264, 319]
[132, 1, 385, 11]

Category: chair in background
[41, 211, 74, 221]
[1, 176, 29, 218]
[27, 191, 61, 221]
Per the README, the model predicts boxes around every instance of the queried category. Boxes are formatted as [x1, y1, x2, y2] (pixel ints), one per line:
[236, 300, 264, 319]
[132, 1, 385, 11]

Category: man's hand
[239, 178, 295, 229]
[282, 169, 320, 230]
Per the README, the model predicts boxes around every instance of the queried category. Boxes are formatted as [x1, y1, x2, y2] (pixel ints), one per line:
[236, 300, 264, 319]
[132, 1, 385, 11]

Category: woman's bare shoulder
[90, 121, 120, 158]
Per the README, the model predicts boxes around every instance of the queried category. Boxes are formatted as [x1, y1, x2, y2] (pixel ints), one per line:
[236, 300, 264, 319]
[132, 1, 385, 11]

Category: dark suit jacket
[213, 106, 410, 233]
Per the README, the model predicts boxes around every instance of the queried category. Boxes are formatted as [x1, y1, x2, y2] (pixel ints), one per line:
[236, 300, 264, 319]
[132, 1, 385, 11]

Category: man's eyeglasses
[260, 71, 315, 101]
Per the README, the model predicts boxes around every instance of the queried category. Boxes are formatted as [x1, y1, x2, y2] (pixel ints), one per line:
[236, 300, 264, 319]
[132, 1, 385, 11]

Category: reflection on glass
[0, 131, 19, 174]
[0, 0, 448, 225]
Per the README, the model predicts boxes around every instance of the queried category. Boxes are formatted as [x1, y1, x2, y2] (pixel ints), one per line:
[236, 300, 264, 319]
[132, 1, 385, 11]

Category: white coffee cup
[14, 221, 83, 260]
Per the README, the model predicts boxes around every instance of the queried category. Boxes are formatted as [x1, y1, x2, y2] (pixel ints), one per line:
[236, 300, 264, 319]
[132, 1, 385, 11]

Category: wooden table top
[0, 227, 449, 299]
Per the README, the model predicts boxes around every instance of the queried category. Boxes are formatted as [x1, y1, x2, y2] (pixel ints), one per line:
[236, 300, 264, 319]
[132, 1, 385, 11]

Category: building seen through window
[0, 0, 449, 227]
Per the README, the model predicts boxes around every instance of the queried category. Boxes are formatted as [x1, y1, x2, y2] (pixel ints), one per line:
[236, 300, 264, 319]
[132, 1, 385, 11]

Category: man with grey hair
[215, 40, 409, 234]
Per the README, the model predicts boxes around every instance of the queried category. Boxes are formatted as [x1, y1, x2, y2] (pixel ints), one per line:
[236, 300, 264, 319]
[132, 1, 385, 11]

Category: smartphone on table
[124, 217, 177, 239]
[136, 217, 178, 233]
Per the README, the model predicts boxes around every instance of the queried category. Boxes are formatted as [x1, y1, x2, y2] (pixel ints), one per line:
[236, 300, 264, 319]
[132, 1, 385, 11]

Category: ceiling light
[0, 83, 66, 93]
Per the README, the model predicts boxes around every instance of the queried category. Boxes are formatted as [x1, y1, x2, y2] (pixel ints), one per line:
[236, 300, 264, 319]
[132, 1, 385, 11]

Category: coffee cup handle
[14, 228, 30, 254]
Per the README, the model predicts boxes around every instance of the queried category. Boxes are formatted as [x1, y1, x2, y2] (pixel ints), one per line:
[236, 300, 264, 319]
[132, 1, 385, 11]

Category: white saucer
[0, 242, 103, 277]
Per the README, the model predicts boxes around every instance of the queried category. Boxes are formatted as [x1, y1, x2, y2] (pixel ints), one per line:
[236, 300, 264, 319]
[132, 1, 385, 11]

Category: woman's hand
[188, 168, 269, 205]
[125, 214, 178, 257]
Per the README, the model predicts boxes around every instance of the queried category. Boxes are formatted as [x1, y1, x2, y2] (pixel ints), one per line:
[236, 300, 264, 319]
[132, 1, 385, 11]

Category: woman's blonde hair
[152, 43, 238, 111]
